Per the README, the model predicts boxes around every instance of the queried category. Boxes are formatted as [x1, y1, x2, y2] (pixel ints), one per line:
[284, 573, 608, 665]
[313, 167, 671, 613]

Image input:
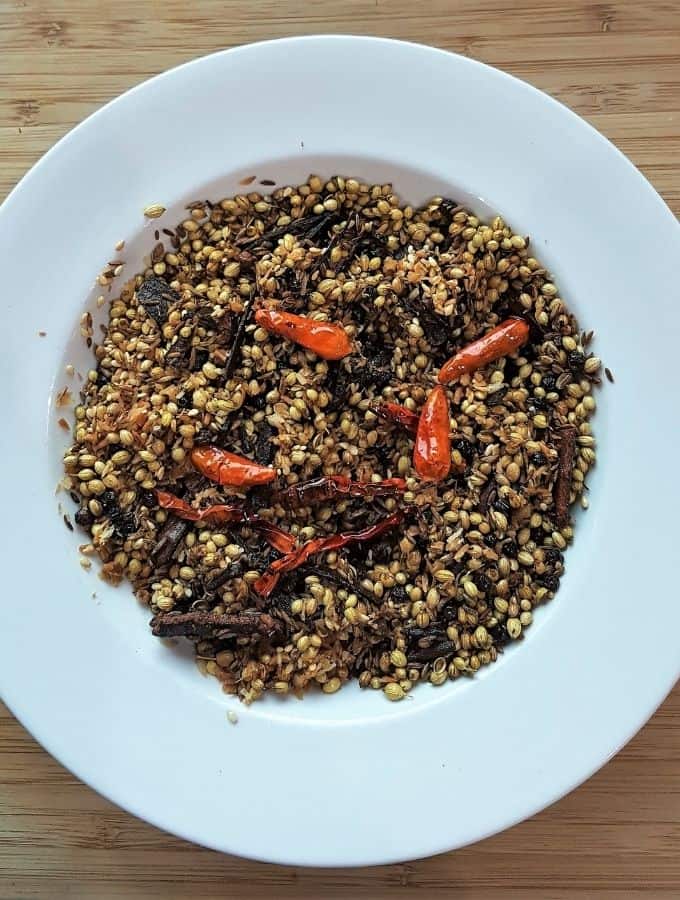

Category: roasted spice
[63, 175, 599, 704]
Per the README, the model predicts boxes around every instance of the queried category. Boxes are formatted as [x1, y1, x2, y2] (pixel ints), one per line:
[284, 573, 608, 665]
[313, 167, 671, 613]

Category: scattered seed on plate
[143, 203, 166, 219]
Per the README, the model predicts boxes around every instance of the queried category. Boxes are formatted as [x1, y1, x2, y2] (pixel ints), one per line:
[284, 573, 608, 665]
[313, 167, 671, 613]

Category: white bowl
[1, 36, 679, 866]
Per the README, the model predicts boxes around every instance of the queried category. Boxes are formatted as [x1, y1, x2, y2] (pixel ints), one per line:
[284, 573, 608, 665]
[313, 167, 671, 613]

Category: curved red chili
[254, 307, 352, 360]
[277, 475, 406, 507]
[413, 385, 451, 481]
[253, 511, 404, 598]
[190, 446, 276, 487]
[156, 490, 242, 524]
[438, 317, 530, 384]
[155, 490, 295, 553]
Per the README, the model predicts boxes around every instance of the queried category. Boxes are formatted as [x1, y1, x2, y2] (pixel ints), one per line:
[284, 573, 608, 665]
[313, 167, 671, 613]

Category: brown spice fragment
[150, 611, 282, 640]
[58, 417, 70, 431]
[151, 517, 190, 567]
[554, 425, 578, 525]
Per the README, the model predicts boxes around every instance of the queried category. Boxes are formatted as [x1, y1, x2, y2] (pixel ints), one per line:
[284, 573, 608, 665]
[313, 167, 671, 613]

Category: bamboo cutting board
[1, 2, 679, 897]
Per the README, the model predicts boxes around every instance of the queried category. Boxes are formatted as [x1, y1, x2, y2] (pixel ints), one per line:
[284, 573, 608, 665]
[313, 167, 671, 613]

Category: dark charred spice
[540, 574, 560, 593]
[503, 539, 518, 558]
[493, 496, 512, 517]
[223, 296, 255, 378]
[95, 365, 110, 388]
[194, 427, 216, 446]
[151, 517, 190, 568]
[543, 548, 563, 566]
[409, 639, 457, 663]
[137, 276, 179, 328]
[389, 584, 408, 605]
[452, 437, 475, 465]
[98, 490, 137, 538]
[254, 422, 276, 466]
[488, 624, 510, 647]
[325, 360, 352, 410]
[63, 514, 74, 532]
[402, 295, 451, 352]
[138, 489, 157, 509]
[370, 540, 396, 565]
[74, 507, 94, 529]
[239, 210, 338, 250]
[176, 390, 193, 409]
[472, 571, 492, 594]
[568, 350, 585, 371]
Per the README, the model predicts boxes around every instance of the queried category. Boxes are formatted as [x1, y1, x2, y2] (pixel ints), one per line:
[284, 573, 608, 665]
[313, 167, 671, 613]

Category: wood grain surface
[1, 1, 679, 897]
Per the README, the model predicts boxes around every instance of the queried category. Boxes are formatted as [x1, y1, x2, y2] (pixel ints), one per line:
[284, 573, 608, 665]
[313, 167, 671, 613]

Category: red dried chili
[190, 446, 276, 487]
[254, 307, 352, 360]
[253, 511, 404, 598]
[413, 384, 451, 481]
[277, 475, 406, 506]
[438, 317, 530, 384]
[156, 490, 295, 553]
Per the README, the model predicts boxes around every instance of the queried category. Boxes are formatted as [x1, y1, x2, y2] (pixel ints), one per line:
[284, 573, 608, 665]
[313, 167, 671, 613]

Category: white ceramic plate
[1, 36, 679, 866]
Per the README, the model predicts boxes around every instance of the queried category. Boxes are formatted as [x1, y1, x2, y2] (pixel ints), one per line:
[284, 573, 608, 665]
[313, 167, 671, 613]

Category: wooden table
[1, 2, 679, 896]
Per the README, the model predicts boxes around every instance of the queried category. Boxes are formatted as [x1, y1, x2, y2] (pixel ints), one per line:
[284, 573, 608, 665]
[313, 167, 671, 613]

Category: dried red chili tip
[372, 402, 419, 434]
[277, 474, 406, 507]
[438, 317, 530, 384]
[253, 511, 404, 599]
[245, 519, 296, 554]
[413, 385, 451, 482]
[156, 490, 242, 524]
[190, 446, 276, 487]
[156, 490, 296, 553]
[254, 307, 352, 360]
